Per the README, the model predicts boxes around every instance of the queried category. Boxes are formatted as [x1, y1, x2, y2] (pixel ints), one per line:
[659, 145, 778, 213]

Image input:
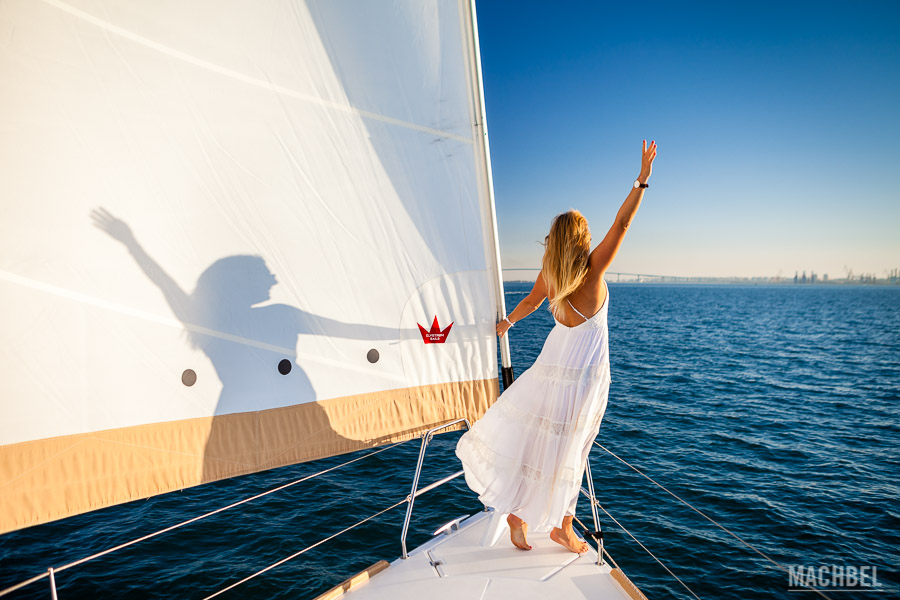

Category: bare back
[498, 141, 655, 339]
[548, 258, 607, 328]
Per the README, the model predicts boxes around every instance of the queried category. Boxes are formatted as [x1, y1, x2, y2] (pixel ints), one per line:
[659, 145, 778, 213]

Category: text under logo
[418, 316, 453, 344]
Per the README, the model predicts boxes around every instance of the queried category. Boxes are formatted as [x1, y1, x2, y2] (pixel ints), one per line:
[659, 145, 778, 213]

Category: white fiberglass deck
[338, 510, 643, 600]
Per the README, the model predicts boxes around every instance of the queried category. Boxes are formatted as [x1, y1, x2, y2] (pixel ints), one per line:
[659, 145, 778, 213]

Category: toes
[510, 529, 530, 551]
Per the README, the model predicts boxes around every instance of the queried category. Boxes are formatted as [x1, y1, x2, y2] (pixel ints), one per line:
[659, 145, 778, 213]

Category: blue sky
[475, 1, 900, 279]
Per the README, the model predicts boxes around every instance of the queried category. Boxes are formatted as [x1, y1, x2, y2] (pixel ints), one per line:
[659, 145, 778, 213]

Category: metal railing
[0, 440, 414, 599]
[397, 416, 608, 570]
[400, 418, 471, 559]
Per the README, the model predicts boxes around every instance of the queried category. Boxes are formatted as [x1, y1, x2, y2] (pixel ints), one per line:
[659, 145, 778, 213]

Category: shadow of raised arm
[287, 307, 483, 343]
[288, 307, 415, 342]
[90, 207, 190, 322]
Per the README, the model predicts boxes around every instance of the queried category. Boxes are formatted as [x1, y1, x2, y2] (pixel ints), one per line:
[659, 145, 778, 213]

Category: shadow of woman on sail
[90, 207, 398, 483]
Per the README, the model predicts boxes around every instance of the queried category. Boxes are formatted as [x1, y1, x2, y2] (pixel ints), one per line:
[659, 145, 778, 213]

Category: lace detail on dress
[493, 391, 607, 437]
[519, 463, 544, 481]
[457, 427, 581, 484]
[529, 361, 609, 386]
[454, 279, 610, 532]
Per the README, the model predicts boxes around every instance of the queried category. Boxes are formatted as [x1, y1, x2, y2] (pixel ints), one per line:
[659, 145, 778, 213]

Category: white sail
[0, 0, 503, 533]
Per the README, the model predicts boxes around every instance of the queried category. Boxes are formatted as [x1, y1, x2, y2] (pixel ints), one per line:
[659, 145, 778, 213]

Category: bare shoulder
[525, 269, 548, 303]
[584, 257, 606, 289]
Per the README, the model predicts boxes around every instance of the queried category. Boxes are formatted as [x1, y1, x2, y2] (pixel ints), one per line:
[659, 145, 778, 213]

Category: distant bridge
[502, 268, 702, 283]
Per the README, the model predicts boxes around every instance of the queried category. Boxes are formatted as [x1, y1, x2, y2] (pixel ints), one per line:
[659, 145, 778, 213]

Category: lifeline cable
[593, 440, 835, 600]
[574, 511, 701, 599]
[203, 498, 408, 599]
[0, 439, 413, 598]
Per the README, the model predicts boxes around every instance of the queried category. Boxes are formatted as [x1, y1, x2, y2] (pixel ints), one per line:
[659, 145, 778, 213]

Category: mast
[465, 0, 514, 389]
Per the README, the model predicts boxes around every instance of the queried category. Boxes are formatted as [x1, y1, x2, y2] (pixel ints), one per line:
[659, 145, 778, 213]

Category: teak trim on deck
[312, 560, 390, 600]
[611, 567, 649, 600]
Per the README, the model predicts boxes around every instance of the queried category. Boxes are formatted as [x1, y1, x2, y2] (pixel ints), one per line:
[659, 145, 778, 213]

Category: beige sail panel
[0, 378, 497, 534]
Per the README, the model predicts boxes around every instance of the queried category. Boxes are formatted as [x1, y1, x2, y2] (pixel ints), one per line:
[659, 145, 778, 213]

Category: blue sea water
[1, 283, 898, 599]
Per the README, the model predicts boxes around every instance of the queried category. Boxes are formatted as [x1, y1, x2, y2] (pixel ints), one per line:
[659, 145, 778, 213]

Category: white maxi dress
[456, 280, 610, 532]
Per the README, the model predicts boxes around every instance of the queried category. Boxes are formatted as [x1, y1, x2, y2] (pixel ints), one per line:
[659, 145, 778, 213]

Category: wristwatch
[633, 179, 649, 189]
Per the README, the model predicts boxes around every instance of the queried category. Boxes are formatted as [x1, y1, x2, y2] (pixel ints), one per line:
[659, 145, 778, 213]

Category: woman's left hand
[496, 320, 511, 338]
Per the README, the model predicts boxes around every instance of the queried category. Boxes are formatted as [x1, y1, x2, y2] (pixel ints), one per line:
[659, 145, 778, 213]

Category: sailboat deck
[335, 511, 641, 600]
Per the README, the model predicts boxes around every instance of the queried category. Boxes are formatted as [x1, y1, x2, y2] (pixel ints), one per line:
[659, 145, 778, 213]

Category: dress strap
[566, 298, 588, 322]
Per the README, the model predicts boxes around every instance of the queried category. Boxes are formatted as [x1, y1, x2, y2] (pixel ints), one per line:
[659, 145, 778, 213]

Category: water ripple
[2, 284, 898, 598]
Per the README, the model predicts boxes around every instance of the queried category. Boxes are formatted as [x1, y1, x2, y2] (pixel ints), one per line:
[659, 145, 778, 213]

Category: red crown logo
[417, 316, 453, 344]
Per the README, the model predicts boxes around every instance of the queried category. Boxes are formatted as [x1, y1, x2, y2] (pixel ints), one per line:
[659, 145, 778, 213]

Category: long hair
[541, 210, 591, 320]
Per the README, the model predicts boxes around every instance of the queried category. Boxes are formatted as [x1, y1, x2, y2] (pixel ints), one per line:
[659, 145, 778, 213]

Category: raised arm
[90, 208, 190, 321]
[496, 271, 548, 338]
[589, 140, 658, 274]
[288, 307, 407, 341]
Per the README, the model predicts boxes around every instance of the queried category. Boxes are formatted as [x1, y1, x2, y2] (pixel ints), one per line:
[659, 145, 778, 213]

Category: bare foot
[550, 526, 589, 554]
[507, 513, 532, 550]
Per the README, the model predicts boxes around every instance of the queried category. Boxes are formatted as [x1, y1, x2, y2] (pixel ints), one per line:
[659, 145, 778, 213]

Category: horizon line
[501, 269, 898, 282]
[501, 267, 900, 285]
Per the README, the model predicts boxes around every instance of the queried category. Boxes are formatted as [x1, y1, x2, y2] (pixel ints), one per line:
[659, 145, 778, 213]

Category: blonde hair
[541, 210, 592, 320]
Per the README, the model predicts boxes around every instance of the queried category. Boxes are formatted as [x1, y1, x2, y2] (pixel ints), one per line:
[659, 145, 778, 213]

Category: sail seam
[0, 269, 297, 356]
[0, 268, 413, 384]
[91, 436, 254, 468]
[0, 440, 88, 489]
[1, 270, 404, 382]
[39, 0, 475, 145]
[260, 396, 386, 467]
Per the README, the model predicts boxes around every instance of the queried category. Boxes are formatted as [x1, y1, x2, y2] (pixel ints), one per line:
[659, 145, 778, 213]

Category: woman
[456, 140, 658, 554]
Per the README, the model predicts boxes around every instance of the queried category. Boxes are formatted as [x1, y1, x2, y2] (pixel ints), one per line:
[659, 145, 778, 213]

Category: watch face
[633, 179, 640, 188]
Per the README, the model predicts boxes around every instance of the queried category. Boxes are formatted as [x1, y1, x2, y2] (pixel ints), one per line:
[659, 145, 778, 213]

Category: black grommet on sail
[367, 349, 379, 363]
[278, 359, 292, 375]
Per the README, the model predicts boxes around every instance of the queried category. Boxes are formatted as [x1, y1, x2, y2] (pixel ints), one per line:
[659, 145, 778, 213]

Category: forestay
[0, 0, 503, 533]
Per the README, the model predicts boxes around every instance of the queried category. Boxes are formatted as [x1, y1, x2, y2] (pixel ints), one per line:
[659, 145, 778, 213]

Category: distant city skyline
[476, 1, 899, 280]
[499, 267, 897, 284]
